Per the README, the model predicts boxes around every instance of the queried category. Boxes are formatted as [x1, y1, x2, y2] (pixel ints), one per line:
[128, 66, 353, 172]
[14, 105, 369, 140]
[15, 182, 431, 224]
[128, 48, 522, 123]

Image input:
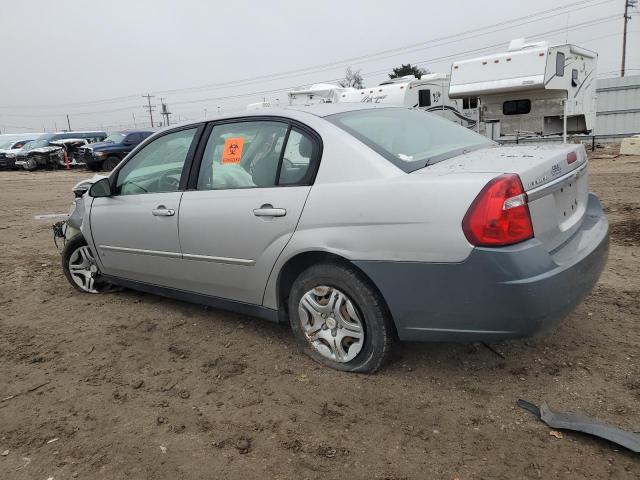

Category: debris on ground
[517, 399, 640, 453]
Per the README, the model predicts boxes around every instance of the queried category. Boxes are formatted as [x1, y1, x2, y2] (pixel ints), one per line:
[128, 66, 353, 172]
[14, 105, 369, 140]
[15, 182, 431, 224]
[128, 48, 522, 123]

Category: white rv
[449, 39, 597, 139]
[289, 75, 477, 127]
[288, 83, 354, 106]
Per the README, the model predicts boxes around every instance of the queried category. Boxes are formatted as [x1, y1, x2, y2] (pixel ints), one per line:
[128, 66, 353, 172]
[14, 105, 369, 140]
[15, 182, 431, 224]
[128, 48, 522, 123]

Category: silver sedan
[59, 104, 609, 372]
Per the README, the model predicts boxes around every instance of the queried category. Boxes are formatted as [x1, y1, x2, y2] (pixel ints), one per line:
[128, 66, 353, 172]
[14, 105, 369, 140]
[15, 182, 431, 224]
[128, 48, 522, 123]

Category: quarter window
[115, 128, 197, 195]
[279, 129, 315, 185]
[503, 99, 531, 115]
[418, 89, 431, 107]
[556, 52, 565, 77]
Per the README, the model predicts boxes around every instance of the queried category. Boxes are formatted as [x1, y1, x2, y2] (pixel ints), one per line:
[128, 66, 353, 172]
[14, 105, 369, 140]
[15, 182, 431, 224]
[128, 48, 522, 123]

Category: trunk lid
[418, 144, 589, 252]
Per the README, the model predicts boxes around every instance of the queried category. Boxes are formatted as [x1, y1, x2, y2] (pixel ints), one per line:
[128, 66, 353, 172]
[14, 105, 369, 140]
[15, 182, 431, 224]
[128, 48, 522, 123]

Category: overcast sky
[0, 0, 638, 133]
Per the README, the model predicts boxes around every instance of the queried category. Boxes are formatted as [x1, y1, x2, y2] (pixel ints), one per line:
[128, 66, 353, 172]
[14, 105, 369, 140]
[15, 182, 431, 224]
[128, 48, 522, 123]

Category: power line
[0, 0, 615, 111]
[1, 12, 620, 121]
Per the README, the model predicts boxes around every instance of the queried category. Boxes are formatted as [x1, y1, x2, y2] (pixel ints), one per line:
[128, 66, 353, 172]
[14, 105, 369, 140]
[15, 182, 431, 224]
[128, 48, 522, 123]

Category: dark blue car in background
[79, 130, 153, 171]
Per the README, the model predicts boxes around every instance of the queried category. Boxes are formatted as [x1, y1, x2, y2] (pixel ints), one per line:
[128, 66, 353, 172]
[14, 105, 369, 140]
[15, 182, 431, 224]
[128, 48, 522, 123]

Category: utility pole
[66, 114, 71, 131]
[132, 113, 137, 128]
[160, 98, 172, 126]
[621, 0, 637, 77]
[141, 94, 156, 127]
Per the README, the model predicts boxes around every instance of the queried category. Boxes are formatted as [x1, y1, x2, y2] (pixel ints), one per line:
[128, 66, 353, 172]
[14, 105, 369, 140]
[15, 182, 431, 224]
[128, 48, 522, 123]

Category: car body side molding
[101, 274, 278, 322]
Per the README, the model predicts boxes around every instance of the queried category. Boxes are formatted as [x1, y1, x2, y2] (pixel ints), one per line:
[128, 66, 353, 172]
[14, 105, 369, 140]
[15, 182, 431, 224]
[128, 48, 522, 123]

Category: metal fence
[595, 75, 640, 136]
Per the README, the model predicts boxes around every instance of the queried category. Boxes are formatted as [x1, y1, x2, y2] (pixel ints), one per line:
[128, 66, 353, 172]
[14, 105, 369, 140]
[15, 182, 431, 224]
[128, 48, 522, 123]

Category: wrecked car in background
[14, 131, 106, 170]
[0, 135, 40, 169]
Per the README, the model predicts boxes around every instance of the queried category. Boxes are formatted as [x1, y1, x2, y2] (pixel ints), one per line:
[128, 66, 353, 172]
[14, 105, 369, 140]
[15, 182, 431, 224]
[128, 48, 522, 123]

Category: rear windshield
[327, 108, 492, 172]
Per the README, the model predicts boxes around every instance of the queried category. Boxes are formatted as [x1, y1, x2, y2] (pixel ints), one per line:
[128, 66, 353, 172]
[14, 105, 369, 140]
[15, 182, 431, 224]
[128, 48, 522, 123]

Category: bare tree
[338, 67, 364, 89]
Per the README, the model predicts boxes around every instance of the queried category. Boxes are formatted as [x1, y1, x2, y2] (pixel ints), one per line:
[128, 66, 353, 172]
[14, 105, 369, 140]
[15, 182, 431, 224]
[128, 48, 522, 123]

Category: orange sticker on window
[221, 137, 244, 164]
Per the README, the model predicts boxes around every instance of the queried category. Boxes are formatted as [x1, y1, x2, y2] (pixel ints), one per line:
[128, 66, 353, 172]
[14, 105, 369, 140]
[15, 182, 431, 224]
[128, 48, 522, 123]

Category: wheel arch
[274, 250, 393, 326]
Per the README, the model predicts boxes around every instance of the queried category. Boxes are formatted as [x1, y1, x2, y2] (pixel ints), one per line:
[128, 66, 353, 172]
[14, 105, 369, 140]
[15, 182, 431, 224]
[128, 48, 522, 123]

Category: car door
[177, 119, 321, 304]
[90, 126, 201, 286]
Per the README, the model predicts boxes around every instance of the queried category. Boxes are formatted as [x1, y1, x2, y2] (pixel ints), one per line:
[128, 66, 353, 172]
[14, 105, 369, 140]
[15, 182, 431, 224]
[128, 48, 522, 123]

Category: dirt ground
[1, 148, 639, 480]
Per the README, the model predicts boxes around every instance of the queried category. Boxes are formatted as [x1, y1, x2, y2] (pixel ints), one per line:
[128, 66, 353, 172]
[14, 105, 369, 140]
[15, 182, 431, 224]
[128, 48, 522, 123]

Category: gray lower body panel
[354, 193, 609, 342]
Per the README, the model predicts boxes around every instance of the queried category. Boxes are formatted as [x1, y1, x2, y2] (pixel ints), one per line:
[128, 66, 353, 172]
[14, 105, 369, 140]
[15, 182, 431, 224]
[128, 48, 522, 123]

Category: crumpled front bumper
[354, 193, 609, 342]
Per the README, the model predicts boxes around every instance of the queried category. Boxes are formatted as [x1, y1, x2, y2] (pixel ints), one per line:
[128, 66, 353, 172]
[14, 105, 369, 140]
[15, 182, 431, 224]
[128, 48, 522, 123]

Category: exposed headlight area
[93, 151, 107, 158]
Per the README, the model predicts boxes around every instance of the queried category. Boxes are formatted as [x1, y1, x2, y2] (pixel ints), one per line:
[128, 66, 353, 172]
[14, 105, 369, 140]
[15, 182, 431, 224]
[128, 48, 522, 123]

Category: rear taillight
[462, 174, 533, 247]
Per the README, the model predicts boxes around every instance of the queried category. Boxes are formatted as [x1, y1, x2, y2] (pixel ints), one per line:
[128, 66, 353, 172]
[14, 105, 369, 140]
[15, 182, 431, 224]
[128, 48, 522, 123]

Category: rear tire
[288, 262, 394, 373]
[102, 156, 120, 171]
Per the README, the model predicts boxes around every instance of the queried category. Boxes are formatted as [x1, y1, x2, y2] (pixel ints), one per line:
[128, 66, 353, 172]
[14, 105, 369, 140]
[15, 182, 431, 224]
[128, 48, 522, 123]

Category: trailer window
[503, 100, 531, 115]
[418, 90, 431, 107]
[463, 97, 478, 109]
[572, 69, 578, 87]
[556, 52, 565, 77]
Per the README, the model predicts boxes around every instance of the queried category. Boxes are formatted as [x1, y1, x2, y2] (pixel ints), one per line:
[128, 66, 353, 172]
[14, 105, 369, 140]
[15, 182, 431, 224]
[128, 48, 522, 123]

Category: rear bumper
[354, 193, 609, 342]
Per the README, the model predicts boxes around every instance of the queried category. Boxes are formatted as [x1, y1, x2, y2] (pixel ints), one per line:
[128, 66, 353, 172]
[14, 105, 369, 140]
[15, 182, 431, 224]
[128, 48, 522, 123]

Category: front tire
[288, 262, 394, 373]
[102, 156, 120, 171]
[25, 158, 37, 171]
[62, 235, 111, 294]
[86, 162, 102, 172]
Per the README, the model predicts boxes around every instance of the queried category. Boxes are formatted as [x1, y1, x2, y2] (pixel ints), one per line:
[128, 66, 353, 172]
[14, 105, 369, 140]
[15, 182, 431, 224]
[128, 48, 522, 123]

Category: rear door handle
[253, 204, 286, 217]
[152, 205, 175, 216]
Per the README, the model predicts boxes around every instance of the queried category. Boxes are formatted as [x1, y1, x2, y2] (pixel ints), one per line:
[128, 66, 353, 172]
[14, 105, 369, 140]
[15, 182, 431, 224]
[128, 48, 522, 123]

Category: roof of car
[163, 103, 403, 132]
[283, 102, 400, 117]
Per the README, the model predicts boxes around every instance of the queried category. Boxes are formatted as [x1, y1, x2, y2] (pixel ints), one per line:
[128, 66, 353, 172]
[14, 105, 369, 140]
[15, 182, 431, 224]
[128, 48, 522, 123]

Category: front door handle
[253, 204, 286, 217]
[152, 205, 175, 217]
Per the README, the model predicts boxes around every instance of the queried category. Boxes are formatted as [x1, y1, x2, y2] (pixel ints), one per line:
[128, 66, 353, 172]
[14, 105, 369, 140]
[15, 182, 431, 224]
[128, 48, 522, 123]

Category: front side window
[418, 89, 431, 107]
[556, 52, 565, 77]
[197, 121, 289, 190]
[328, 107, 491, 172]
[503, 99, 531, 115]
[115, 128, 197, 195]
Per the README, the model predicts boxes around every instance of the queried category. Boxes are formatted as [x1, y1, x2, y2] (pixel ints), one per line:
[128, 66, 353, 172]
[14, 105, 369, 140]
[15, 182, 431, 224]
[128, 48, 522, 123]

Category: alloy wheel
[68, 245, 101, 293]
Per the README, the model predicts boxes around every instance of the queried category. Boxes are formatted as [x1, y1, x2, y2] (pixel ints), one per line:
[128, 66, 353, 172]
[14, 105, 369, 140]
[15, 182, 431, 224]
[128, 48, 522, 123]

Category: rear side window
[418, 90, 431, 107]
[503, 99, 531, 115]
[556, 52, 565, 77]
[197, 121, 288, 190]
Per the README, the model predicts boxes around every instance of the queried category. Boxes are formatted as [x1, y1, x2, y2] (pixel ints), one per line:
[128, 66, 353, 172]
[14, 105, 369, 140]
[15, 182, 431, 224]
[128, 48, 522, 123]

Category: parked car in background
[0, 135, 39, 169]
[78, 130, 153, 171]
[58, 104, 608, 373]
[15, 131, 106, 170]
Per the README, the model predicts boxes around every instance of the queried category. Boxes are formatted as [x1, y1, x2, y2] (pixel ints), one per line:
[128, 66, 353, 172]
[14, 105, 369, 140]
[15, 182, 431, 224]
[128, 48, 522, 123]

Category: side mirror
[88, 177, 113, 198]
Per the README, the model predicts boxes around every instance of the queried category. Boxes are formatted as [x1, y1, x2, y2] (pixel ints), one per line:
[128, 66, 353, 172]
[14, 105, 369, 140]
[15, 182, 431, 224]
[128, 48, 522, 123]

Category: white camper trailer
[338, 74, 476, 126]
[288, 83, 354, 106]
[288, 75, 477, 126]
[449, 39, 597, 139]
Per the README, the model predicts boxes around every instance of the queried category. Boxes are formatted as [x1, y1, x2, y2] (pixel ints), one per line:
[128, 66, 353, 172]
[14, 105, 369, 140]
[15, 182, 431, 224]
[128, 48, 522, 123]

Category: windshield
[0, 140, 16, 149]
[23, 136, 54, 151]
[327, 108, 492, 172]
[104, 132, 125, 143]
